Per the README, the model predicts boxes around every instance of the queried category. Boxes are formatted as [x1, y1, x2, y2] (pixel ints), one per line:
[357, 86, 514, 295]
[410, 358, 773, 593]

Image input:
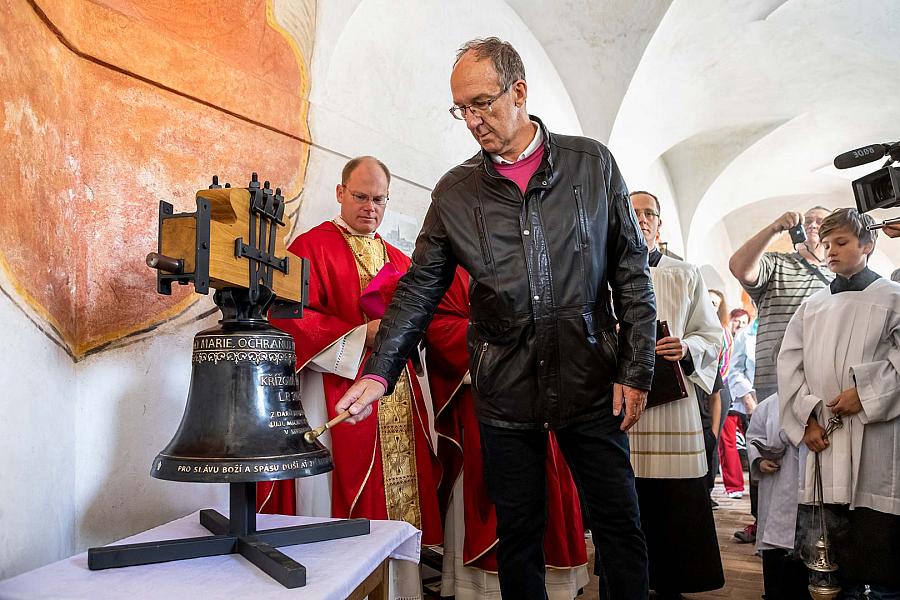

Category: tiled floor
[582, 475, 764, 600]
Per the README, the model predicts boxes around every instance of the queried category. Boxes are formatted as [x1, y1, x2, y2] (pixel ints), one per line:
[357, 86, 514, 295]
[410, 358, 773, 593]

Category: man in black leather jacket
[335, 37, 657, 600]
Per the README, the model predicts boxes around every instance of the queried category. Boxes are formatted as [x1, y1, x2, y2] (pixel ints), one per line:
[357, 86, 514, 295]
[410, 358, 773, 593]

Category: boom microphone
[834, 143, 889, 169]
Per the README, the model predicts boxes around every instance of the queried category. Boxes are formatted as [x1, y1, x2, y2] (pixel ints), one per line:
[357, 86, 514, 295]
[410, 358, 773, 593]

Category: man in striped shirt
[727, 206, 833, 544]
[729, 207, 833, 401]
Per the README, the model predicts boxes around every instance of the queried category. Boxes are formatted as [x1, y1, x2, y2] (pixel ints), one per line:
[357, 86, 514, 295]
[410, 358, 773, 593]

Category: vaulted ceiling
[306, 0, 900, 294]
[508, 0, 900, 277]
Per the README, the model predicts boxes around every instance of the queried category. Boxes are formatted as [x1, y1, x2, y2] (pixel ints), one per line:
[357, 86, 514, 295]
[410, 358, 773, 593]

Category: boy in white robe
[778, 208, 900, 597]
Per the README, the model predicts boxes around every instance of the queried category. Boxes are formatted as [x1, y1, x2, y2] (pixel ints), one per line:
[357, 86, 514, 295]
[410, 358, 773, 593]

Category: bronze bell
[145, 175, 332, 482]
[151, 294, 332, 483]
[88, 175, 366, 589]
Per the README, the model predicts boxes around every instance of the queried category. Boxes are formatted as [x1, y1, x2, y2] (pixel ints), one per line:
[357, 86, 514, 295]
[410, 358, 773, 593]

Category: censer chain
[813, 416, 844, 555]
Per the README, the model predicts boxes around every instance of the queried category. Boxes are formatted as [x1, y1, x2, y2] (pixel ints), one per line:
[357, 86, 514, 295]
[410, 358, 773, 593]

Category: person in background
[728, 308, 750, 336]
[882, 223, 900, 239]
[335, 37, 656, 600]
[729, 206, 833, 544]
[746, 393, 806, 600]
[704, 289, 734, 502]
[724, 320, 756, 503]
[702, 289, 731, 506]
[267, 156, 445, 598]
[426, 269, 591, 599]
[628, 191, 724, 597]
[708, 291, 733, 433]
[729, 207, 833, 401]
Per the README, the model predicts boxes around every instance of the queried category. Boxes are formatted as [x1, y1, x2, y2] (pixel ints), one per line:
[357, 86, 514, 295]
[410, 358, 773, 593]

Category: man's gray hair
[454, 37, 526, 90]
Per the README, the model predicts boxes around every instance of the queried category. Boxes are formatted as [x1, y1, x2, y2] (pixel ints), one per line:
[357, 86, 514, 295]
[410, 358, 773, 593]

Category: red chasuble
[427, 270, 588, 571]
[260, 221, 442, 546]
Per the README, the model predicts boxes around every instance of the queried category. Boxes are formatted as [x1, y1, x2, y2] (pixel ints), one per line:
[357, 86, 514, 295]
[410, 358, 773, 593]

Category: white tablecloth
[0, 512, 421, 599]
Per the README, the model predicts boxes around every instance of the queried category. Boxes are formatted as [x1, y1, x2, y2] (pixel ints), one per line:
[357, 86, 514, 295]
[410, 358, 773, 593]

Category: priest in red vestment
[427, 269, 590, 598]
[260, 156, 442, 551]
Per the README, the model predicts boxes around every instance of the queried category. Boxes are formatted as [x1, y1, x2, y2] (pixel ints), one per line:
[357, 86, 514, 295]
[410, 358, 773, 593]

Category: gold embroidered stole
[339, 228, 422, 529]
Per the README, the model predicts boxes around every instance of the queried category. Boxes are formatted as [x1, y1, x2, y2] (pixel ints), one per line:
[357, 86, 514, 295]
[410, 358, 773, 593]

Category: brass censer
[806, 415, 844, 600]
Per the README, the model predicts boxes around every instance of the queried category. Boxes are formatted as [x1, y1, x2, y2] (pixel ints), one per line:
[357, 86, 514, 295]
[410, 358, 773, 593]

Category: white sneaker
[727, 491, 744, 499]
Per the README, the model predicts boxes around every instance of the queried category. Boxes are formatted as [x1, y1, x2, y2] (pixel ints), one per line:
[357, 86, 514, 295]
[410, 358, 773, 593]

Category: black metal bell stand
[89, 286, 368, 587]
[88, 483, 368, 587]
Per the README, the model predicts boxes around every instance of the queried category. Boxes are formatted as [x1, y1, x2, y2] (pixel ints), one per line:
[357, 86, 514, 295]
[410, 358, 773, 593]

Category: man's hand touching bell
[335, 378, 386, 424]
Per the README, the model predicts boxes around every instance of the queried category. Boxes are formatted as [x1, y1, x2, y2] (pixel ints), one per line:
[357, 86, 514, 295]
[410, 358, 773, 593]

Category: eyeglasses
[449, 86, 511, 120]
[633, 208, 660, 219]
[342, 185, 389, 206]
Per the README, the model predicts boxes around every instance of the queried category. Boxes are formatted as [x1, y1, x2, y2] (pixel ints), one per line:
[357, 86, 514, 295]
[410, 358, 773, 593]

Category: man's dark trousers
[480, 411, 649, 600]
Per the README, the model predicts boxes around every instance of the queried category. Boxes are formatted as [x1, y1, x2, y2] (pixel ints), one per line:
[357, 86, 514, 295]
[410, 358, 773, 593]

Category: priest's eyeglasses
[449, 86, 511, 120]
[633, 208, 660, 219]
[342, 185, 389, 206]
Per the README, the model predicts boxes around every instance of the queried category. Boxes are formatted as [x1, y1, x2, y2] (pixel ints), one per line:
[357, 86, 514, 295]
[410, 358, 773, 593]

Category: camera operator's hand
[770, 211, 803, 235]
[884, 223, 900, 239]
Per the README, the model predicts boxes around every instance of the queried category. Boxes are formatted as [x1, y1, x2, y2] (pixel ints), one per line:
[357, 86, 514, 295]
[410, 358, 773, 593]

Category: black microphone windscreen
[834, 144, 887, 169]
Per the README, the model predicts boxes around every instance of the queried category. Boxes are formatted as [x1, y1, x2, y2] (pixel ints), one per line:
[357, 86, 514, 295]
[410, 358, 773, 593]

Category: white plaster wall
[0, 294, 76, 579]
[868, 250, 895, 281]
[302, 0, 583, 231]
[694, 220, 742, 308]
[506, 0, 672, 144]
[72, 307, 227, 550]
[294, 146, 348, 234]
[0, 291, 230, 579]
[608, 0, 900, 273]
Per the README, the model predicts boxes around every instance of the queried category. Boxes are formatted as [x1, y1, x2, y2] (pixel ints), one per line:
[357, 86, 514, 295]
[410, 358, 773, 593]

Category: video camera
[833, 141, 900, 230]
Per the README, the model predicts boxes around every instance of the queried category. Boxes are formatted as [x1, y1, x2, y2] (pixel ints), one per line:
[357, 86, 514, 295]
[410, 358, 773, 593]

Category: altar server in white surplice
[778, 208, 900, 596]
[627, 191, 725, 596]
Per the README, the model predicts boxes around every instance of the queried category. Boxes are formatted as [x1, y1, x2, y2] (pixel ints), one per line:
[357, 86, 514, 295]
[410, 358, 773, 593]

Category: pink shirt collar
[490, 122, 543, 165]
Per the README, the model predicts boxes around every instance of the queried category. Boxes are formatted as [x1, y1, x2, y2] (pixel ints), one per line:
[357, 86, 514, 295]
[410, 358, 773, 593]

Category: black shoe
[710, 497, 720, 510]
[733, 522, 757, 543]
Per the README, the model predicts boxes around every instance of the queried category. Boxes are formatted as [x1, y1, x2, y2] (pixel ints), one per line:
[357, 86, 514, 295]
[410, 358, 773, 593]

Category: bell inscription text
[153, 325, 332, 483]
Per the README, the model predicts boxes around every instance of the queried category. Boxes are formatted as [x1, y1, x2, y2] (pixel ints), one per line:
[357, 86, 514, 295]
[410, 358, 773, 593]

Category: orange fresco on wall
[0, 0, 313, 358]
